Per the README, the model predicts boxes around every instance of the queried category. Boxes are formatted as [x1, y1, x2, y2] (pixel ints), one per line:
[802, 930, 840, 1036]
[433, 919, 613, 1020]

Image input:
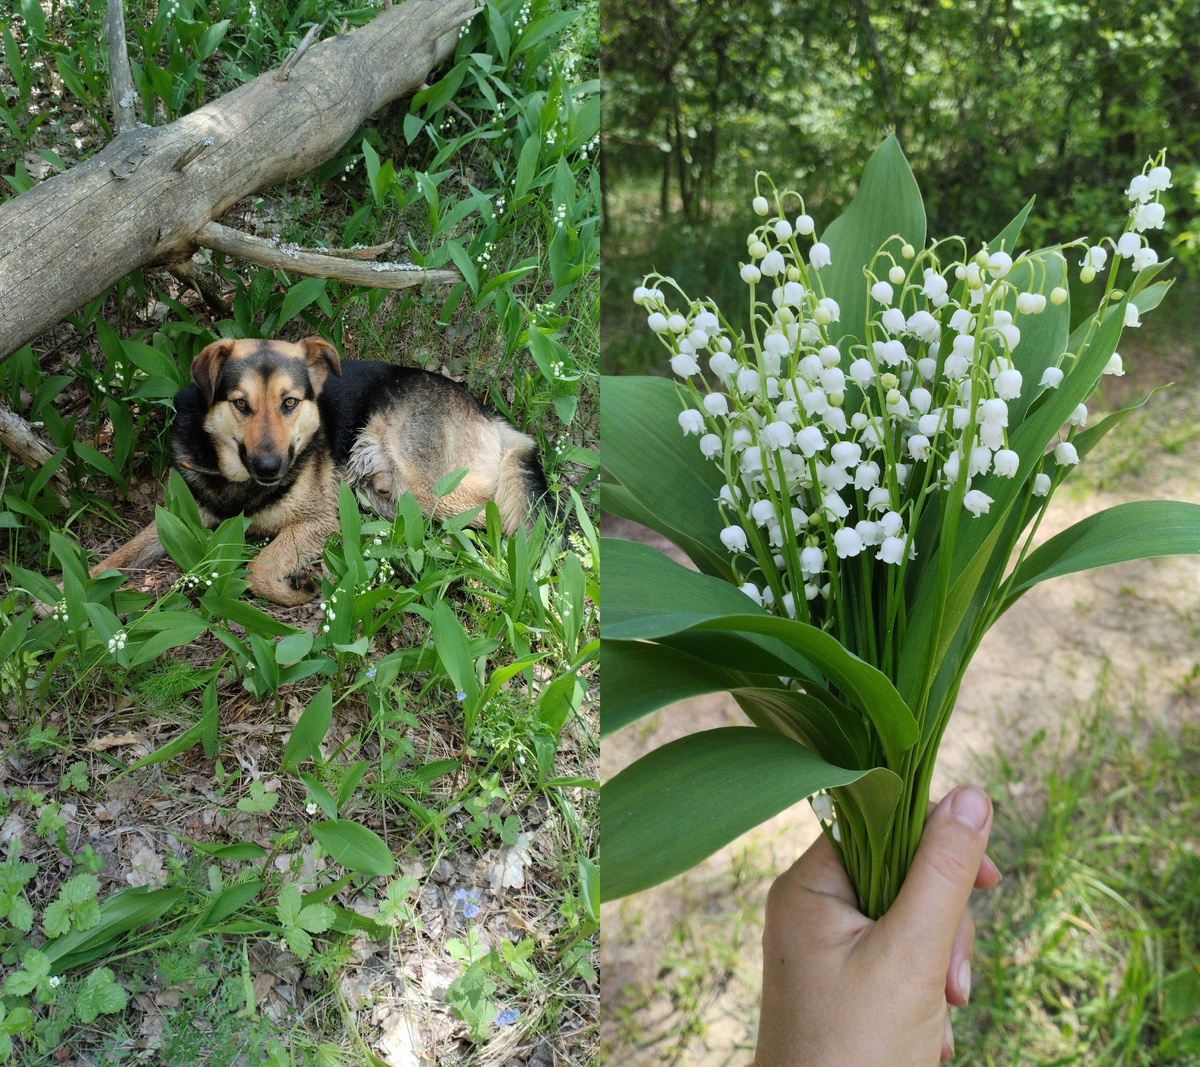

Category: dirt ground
[599, 356, 1200, 1066]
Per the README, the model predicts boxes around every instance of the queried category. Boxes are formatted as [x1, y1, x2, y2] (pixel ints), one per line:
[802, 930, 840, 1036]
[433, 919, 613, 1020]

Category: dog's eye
[281, 397, 298, 411]
[232, 397, 250, 412]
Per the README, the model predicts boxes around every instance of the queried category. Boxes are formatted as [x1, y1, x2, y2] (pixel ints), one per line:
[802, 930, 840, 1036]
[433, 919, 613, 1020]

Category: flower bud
[795, 213, 815, 235]
[753, 196, 769, 216]
[889, 265, 906, 285]
[774, 219, 793, 240]
[647, 312, 668, 333]
[740, 264, 762, 284]
[1080, 265, 1096, 283]
[987, 251, 1013, 278]
[901, 243, 915, 259]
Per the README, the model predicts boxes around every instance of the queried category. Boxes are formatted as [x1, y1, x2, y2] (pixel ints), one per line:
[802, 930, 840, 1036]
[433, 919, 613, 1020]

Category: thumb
[876, 785, 993, 970]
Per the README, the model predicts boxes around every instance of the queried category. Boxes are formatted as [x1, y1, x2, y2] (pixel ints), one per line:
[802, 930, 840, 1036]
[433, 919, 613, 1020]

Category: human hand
[754, 785, 1002, 1066]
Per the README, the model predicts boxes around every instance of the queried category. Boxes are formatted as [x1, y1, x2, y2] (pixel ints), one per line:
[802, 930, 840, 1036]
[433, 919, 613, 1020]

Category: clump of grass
[959, 692, 1200, 1064]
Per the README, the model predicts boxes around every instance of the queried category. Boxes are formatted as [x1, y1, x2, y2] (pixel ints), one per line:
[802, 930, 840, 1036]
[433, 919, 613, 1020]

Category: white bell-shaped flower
[1125, 174, 1152, 202]
[993, 448, 1019, 477]
[740, 581, 763, 606]
[678, 410, 704, 435]
[648, 312, 668, 332]
[995, 368, 1023, 400]
[870, 280, 894, 305]
[671, 354, 701, 377]
[963, 489, 993, 516]
[1103, 353, 1125, 376]
[882, 308, 907, 333]
[877, 535, 906, 564]
[1032, 472, 1052, 496]
[1054, 441, 1080, 466]
[810, 243, 831, 269]
[721, 525, 749, 552]
[699, 434, 722, 458]
[1116, 231, 1141, 258]
[833, 527, 865, 558]
[1040, 365, 1064, 389]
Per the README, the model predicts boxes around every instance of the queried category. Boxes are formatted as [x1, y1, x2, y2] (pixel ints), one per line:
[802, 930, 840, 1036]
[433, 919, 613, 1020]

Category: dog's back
[325, 362, 550, 532]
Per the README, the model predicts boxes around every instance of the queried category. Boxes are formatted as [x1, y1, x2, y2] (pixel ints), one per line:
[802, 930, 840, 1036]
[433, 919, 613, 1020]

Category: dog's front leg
[248, 516, 340, 606]
[90, 521, 166, 578]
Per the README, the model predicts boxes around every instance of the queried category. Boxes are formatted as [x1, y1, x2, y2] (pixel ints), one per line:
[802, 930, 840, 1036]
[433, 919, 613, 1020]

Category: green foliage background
[601, 0, 1200, 373]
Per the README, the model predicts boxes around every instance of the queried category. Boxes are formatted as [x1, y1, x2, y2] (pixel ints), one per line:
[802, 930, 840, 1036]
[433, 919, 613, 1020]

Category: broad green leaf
[281, 685, 333, 771]
[600, 376, 732, 578]
[831, 767, 905, 915]
[277, 278, 328, 327]
[599, 639, 762, 736]
[202, 594, 302, 637]
[1002, 501, 1200, 610]
[128, 613, 209, 665]
[987, 197, 1035, 257]
[44, 887, 185, 968]
[431, 601, 480, 707]
[997, 251, 1070, 428]
[684, 614, 916, 768]
[605, 538, 821, 681]
[154, 506, 205, 571]
[733, 686, 870, 769]
[199, 880, 263, 927]
[820, 135, 926, 351]
[310, 820, 395, 877]
[275, 630, 314, 665]
[602, 727, 867, 900]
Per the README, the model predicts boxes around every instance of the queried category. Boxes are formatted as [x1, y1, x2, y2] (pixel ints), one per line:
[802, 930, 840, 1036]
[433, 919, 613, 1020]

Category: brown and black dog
[90, 336, 550, 605]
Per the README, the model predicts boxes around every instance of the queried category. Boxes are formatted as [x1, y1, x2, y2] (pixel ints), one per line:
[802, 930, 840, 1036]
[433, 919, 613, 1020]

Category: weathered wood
[196, 221, 460, 289]
[0, 404, 70, 505]
[0, 0, 475, 361]
[104, 0, 140, 135]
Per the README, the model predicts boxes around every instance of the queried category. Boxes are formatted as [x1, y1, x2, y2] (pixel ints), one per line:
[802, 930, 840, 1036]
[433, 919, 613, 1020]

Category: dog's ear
[301, 336, 342, 393]
[191, 338, 236, 405]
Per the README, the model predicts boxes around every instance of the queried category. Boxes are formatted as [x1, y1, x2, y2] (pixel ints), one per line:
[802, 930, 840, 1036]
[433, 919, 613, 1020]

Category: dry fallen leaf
[486, 832, 535, 891]
[88, 732, 145, 752]
[377, 1010, 430, 1067]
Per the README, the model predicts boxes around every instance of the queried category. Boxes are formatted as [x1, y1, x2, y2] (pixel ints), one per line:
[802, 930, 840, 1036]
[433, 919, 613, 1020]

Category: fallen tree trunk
[0, 0, 475, 361]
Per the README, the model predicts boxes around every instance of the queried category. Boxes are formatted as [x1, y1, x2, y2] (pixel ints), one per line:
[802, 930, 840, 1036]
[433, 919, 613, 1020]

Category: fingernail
[951, 786, 990, 831]
[957, 958, 971, 1004]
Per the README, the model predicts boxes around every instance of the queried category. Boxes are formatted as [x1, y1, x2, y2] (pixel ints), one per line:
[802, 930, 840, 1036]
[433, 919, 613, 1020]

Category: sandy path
[600, 373, 1200, 1065]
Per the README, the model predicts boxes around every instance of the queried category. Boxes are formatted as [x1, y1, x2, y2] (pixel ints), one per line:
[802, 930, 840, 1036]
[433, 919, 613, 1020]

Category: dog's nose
[250, 453, 283, 480]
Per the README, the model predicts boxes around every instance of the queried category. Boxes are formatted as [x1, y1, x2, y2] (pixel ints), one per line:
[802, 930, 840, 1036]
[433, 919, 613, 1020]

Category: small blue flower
[365, 668, 377, 678]
[496, 1008, 520, 1026]
[451, 887, 480, 918]
[456, 689, 467, 701]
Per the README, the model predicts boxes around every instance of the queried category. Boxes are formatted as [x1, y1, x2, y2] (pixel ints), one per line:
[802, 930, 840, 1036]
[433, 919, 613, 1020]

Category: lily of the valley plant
[600, 137, 1200, 916]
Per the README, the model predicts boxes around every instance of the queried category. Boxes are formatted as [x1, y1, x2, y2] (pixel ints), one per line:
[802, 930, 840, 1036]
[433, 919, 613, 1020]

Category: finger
[878, 785, 994, 968]
[976, 851, 1002, 889]
[945, 909, 975, 1007]
[941, 1015, 954, 1061]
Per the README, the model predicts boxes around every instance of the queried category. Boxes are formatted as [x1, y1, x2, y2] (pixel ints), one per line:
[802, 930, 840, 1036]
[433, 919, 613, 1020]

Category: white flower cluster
[50, 600, 69, 625]
[321, 594, 338, 634]
[107, 631, 127, 654]
[636, 159, 1168, 622]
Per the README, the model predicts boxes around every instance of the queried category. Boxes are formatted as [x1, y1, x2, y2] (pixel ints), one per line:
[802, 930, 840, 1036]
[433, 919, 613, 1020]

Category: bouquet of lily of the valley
[600, 137, 1200, 917]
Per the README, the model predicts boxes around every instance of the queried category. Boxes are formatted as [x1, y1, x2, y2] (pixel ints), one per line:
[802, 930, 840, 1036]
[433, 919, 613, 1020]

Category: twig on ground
[196, 222, 461, 289]
[0, 403, 70, 505]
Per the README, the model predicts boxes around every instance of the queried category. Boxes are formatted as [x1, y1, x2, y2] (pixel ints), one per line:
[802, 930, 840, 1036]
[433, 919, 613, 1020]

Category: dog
[88, 336, 550, 606]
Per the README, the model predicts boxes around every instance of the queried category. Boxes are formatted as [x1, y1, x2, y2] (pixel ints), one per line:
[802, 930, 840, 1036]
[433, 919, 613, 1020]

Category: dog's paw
[288, 563, 325, 599]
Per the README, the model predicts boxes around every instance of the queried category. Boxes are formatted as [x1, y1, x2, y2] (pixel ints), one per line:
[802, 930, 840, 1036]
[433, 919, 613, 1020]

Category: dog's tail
[495, 425, 559, 536]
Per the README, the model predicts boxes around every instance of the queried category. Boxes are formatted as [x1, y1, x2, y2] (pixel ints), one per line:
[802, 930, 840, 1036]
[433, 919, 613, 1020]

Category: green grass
[959, 694, 1200, 1065]
[0, 0, 598, 1062]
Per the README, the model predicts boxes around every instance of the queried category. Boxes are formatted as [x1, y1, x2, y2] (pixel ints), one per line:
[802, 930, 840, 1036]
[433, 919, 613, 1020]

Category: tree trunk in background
[0, 0, 474, 361]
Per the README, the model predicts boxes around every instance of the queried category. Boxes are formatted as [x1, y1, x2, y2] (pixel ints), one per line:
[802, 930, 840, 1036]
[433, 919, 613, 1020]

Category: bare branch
[274, 18, 328, 82]
[0, 404, 70, 505]
[105, 0, 140, 135]
[197, 223, 461, 289]
[165, 259, 230, 318]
